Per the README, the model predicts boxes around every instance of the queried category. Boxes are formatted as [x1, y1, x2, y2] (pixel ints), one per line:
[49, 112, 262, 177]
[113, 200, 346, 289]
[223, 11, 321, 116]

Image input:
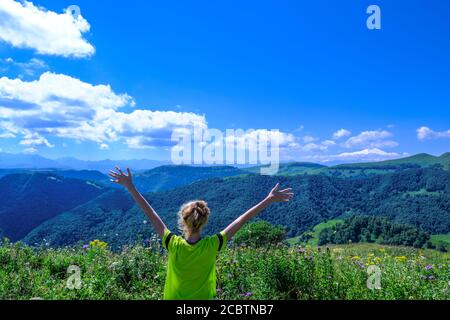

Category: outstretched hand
[109, 166, 133, 189]
[267, 183, 294, 203]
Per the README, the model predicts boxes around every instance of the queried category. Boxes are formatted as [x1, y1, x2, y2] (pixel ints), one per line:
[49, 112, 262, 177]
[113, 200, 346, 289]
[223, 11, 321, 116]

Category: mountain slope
[133, 165, 247, 192]
[0, 152, 61, 169]
[332, 153, 450, 169]
[244, 162, 326, 176]
[0, 152, 168, 172]
[55, 157, 168, 173]
[0, 173, 107, 241]
[24, 167, 450, 249]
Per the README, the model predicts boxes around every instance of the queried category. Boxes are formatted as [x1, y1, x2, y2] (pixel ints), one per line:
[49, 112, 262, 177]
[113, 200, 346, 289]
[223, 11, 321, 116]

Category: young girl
[109, 166, 294, 300]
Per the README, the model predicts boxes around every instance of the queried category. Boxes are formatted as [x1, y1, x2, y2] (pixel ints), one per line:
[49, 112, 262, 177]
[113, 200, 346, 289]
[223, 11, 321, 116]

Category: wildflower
[216, 288, 222, 293]
[227, 273, 232, 278]
[428, 275, 435, 280]
[82, 244, 89, 250]
[394, 256, 407, 263]
[89, 239, 108, 250]
[232, 259, 238, 264]
[297, 248, 306, 254]
[237, 267, 242, 271]
[425, 264, 433, 270]
[245, 292, 253, 297]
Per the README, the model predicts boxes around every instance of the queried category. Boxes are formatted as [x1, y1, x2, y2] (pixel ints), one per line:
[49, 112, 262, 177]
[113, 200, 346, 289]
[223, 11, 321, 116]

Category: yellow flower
[89, 239, 108, 250]
[394, 256, 407, 262]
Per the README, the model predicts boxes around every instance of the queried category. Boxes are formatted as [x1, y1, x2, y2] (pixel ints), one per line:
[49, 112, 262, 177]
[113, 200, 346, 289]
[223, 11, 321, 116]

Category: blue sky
[0, 0, 449, 163]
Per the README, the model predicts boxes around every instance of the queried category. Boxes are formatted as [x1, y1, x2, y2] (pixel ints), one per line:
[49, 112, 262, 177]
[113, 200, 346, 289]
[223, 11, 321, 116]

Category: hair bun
[178, 200, 210, 237]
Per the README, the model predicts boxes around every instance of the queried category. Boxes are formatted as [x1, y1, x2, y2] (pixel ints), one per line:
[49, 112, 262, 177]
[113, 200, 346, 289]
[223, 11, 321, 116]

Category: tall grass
[0, 239, 448, 300]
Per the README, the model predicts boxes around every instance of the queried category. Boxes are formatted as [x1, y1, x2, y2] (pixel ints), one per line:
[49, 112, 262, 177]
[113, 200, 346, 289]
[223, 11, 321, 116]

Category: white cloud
[0, 131, 15, 138]
[343, 130, 398, 148]
[332, 128, 351, 140]
[0, 57, 48, 77]
[0, 120, 18, 138]
[303, 148, 401, 163]
[301, 142, 327, 152]
[0, 72, 208, 149]
[99, 143, 109, 150]
[0, 0, 94, 58]
[223, 129, 296, 153]
[275, 138, 336, 159]
[417, 126, 450, 140]
[19, 132, 54, 147]
[301, 135, 317, 143]
[322, 140, 336, 147]
[334, 148, 399, 161]
[23, 147, 37, 154]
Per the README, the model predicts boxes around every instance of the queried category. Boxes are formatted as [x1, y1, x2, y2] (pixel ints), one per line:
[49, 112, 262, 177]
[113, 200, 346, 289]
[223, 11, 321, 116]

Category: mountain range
[22, 166, 450, 249]
[0, 173, 107, 241]
[0, 152, 168, 173]
[0, 152, 449, 248]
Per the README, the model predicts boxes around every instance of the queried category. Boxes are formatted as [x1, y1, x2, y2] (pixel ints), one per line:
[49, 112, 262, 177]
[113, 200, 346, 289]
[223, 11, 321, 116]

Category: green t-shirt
[162, 229, 227, 300]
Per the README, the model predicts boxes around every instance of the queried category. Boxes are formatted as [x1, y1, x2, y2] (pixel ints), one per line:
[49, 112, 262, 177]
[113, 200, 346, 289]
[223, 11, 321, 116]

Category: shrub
[232, 221, 285, 248]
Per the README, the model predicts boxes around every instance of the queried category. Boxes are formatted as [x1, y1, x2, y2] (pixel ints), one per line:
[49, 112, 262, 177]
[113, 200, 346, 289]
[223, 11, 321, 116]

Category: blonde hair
[178, 200, 210, 238]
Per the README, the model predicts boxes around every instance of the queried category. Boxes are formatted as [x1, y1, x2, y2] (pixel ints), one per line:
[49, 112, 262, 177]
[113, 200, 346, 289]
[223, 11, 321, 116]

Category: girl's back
[162, 230, 227, 300]
[109, 166, 293, 300]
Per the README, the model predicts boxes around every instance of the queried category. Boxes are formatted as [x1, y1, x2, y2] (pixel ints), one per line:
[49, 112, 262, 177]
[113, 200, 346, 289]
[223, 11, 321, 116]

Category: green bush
[232, 221, 285, 248]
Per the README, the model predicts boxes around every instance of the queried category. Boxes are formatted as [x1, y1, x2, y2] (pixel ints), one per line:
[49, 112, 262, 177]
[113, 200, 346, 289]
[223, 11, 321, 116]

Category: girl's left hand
[267, 183, 294, 203]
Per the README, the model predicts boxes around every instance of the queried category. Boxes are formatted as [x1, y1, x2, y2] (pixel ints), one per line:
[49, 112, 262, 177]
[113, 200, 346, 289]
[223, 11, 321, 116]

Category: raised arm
[109, 166, 166, 238]
[223, 183, 293, 240]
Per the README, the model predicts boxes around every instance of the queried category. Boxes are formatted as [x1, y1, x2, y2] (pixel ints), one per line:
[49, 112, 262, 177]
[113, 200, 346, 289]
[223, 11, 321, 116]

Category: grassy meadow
[431, 233, 450, 252]
[0, 238, 449, 300]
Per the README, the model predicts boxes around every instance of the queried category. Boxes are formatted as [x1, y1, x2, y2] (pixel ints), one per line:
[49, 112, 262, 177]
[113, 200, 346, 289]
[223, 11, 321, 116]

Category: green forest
[21, 167, 450, 250]
[317, 215, 432, 248]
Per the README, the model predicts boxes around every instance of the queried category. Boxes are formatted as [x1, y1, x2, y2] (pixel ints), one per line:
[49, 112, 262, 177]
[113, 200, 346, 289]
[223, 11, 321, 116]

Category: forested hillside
[23, 167, 450, 249]
[0, 173, 107, 241]
[318, 215, 431, 248]
[132, 165, 246, 192]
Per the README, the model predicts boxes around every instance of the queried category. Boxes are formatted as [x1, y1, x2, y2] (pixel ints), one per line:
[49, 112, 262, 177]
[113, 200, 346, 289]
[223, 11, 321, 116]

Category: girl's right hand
[109, 166, 134, 189]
